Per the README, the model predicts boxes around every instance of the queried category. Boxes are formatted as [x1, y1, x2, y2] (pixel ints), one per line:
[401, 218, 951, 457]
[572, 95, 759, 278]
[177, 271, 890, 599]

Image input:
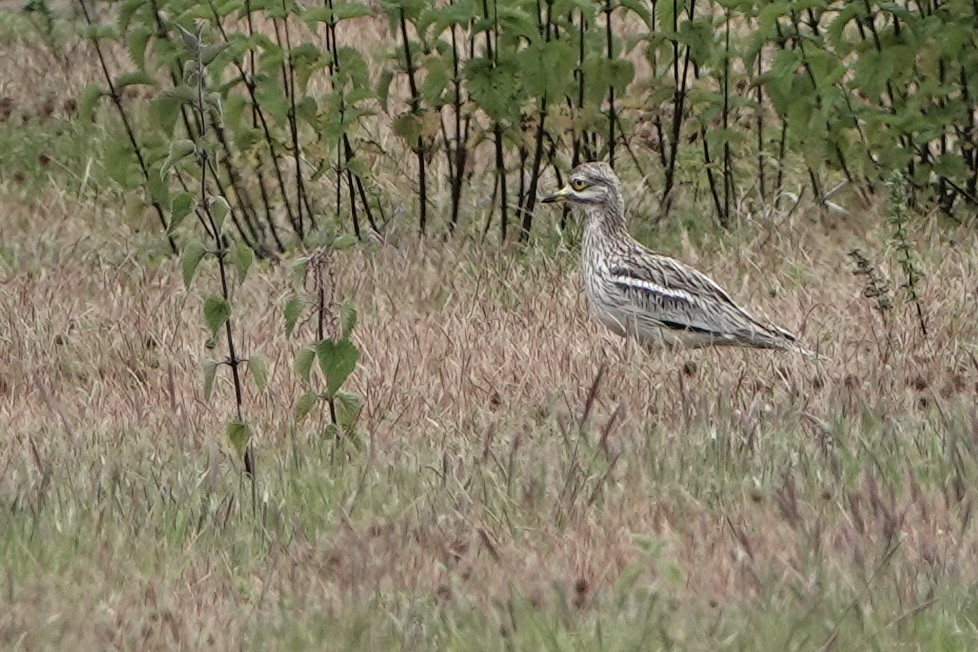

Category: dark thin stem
[721, 6, 732, 226]
[482, 0, 507, 241]
[277, 5, 316, 237]
[186, 1, 268, 252]
[661, 0, 696, 216]
[775, 121, 788, 200]
[77, 0, 176, 253]
[398, 7, 427, 235]
[788, 10, 852, 189]
[189, 32, 252, 482]
[756, 46, 765, 200]
[605, 0, 615, 167]
[447, 16, 468, 233]
[494, 122, 508, 242]
[324, 0, 376, 236]
[692, 60, 723, 222]
[242, 0, 279, 243]
[519, 0, 553, 241]
[574, 10, 590, 164]
[218, 1, 300, 236]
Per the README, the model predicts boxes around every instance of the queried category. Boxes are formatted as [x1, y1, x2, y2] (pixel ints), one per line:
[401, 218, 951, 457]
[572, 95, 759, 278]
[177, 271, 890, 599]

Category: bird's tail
[745, 321, 821, 359]
[781, 339, 820, 358]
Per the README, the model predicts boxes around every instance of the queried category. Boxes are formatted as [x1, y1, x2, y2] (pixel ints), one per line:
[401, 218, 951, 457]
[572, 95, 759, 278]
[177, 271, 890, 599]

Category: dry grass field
[3, 7, 978, 650]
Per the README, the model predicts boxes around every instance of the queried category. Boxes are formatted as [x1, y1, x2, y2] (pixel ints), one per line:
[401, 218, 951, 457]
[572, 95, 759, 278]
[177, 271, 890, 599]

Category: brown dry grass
[4, 168, 978, 647]
[4, 7, 978, 650]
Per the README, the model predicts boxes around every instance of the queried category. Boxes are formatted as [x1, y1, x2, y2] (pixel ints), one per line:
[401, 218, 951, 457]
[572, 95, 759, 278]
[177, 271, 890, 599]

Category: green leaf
[146, 166, 171, 208]
[114, 71, 156, 89]
[463, 56, 520, 122]
[104, 138, 137, 187]
[118, 0, 147, 31]
[932, 153, 968, 179]
[294, 391, 318, 422]
[183, 60, 200, 87]
[230, 241, 253, 280]
[284, 296, 305, 336]
[295, 346, 316, 383]
[618, 0, 652, 26]
[249, 354, 268, 392]
[204, 91, 223, 122]
[159, 85, 198, 106]
[332, 234, 358, 250]
[168, 191, 197, 234]
[608, 59, 635, 93]
[82, 24, 120, 42]
[291, 257, 310, 286]
[203, 296, 231, 337]
[316, 339, 358, 398]
[334, 390, 364, 431]
[161, 140, 196, 178]
[333, 47, 369, 89]
[200, 42, 229, 66]
[375, 68, 395, 112]
[181, 240, 207, 288]
[176, 24, 201, 51]
[421, 55, 450, 106]
[78, 84, 105, 122]
[323, 422, 341, 441]
[202, 359, 218, 400]
[208, 196, 230, 234]
[392, 112, 422, 143]
[225, 419, 251, 460]
[340, 300, 357, 340]
[295, 96, 318, 125]
[333, 1, 375, 20]
[151, 93, 182, 137]
[126, 25, 153, 69]
[255, 77, 289, 124]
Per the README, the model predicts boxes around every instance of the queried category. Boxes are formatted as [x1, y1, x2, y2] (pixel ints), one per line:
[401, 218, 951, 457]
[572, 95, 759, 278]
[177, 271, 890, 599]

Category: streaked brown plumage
[542, 162, 812, 354]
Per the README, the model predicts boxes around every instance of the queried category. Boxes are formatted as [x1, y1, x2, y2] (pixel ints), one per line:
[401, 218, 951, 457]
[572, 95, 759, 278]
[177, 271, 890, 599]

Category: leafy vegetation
[61, 0, 978, 252]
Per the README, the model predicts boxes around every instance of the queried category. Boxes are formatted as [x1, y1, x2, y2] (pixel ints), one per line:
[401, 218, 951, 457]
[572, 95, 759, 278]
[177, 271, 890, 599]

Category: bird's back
[583, 227, 804, 351]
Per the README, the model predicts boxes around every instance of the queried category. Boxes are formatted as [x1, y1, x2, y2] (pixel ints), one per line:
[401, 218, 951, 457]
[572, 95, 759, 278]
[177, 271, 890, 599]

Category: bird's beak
[541, 186, 571, 204]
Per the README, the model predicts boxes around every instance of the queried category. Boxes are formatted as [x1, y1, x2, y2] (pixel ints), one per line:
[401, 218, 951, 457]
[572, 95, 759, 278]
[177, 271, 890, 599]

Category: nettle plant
[158, 25, 267, 476]
[77, 0, 644, 245]
[79, 0, 383, 255]
[157, 25, 365, 469]
[377, 0, 639, 240]
[285, 242, 364, 450]
[74, 0, 978, 245]
[76, 3, 367, 476]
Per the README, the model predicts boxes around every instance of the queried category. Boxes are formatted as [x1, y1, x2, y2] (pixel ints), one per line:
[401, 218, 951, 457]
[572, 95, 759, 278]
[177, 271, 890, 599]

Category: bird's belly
[586, 293, 722, 349]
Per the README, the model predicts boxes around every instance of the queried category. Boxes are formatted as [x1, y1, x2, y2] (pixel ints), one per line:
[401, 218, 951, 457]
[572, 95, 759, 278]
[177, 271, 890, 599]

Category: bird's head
[541, 162, 624, 227]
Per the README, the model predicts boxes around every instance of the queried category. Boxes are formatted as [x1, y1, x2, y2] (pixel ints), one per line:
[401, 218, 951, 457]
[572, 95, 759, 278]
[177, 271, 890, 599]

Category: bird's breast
[580, 242, 618, 317]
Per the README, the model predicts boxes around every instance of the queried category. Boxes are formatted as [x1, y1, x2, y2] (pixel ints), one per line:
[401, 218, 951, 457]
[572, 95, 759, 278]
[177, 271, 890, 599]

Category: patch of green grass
[4, 390, 978, 648]
[0, 117, 104, 195]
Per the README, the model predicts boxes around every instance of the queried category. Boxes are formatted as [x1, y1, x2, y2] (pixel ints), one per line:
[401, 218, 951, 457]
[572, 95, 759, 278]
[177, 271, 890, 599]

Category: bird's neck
[582, 201, 629, 244]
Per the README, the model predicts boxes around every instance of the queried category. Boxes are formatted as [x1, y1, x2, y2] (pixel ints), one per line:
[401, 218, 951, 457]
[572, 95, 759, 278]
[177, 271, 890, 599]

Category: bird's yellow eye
[570, 179, 588, 191]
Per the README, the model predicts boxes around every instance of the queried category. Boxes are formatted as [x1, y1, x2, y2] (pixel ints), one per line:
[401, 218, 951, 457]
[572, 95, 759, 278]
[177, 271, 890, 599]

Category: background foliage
[67, 0, 978, 252]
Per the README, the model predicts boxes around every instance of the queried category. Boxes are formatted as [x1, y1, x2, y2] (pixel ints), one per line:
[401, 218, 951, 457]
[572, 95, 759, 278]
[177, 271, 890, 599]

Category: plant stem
[77, 0, 177, 254]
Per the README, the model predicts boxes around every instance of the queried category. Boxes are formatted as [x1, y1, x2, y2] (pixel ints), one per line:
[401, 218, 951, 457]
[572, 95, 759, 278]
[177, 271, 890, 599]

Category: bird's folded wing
[608, 265, 746, 337]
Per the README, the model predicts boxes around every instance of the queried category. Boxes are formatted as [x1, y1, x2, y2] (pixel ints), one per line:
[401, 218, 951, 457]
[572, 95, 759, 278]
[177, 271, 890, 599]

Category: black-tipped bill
[541, 186, 571, 203]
